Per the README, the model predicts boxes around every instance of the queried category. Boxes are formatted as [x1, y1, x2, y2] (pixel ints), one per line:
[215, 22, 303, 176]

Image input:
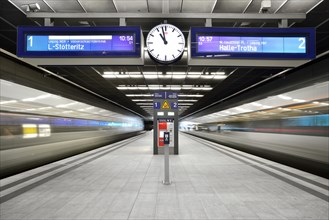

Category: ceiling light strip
[181, 68, 291, 120]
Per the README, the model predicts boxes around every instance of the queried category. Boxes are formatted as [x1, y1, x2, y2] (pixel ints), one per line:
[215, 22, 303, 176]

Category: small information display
[154, 92, 178, 110]
[26, 35, 134, 52]
[154, 92, 178, 99]
[17, 26, 141, 57]
[190, 27, 315, 59]
[197, 36, 306, 54]
[157, 119, 174, 148]
[164, 132, 170, 145]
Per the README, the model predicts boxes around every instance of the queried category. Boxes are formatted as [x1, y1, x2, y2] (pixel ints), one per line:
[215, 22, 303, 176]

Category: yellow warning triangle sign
[161, 100, 170, 109]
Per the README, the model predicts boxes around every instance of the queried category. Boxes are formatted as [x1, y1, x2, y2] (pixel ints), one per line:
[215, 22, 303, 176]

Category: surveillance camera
[29, 3, 41, 12]
[260, 0, 271, 13]
[261, 7, 269, 13]
[21, 3, 40, 12]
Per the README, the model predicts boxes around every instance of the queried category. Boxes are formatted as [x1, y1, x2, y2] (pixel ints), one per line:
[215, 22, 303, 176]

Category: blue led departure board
[191, 28, 315, 59]
[26, 35, 134, 52]
[17, 27, 141, 57]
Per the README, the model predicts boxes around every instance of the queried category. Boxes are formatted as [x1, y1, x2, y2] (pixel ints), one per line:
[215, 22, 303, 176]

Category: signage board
[154, 102, 161, 109]
[153, 92, 178, 155]
[154, 92, 165, 99]
[161, 100, 171, 109]
[154, 92, 178, 99]
[154, 92, 178, 110]
[171, 102, 178, 109]
[157, 119, 174, 147]
[190, 27, 315, 59]
[17, 26, 141, 58]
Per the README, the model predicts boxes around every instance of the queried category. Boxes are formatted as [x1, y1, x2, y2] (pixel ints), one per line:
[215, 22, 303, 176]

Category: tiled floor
[1, 131, 328, 219]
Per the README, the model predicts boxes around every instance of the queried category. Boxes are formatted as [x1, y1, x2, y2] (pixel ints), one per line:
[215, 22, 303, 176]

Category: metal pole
[163, 144, 170, 185]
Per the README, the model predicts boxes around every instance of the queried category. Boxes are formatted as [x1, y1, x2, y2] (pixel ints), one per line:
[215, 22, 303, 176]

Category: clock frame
[146, 24, 185, 64]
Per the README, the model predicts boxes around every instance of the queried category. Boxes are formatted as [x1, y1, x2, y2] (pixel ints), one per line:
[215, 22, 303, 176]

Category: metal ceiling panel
[0, 35, 16, 56]
[278, 0, 323, 13]
[0, 0, 35, 51]
[0, 19, 15, 32]
[147, 0, 162, 13]
[245, 0, 287, 14]
[79, 0, 117, 12]
[213, 0, 251, 13]
[113, 0, 148, 12]
[10, 0, 54, 12]
[63, 20, 94, 26]
[44, 0, 85, 12]
[182, 0, 217, 13]
[93, 19, 121, 26]
[148, 0, 182, 13]
[245, 0, 287, 13]
[169, 0, 183, 13]
[212, 21, 235, 27]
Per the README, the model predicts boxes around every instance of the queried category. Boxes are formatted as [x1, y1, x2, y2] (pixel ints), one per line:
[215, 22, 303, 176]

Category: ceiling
[1, 0, 328, 120]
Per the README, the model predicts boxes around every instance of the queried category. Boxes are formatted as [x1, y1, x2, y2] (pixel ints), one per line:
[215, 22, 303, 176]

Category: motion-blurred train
[1, 51, 146, 178]
[0, 112, 144, 178]
[182, 114, 329, 178]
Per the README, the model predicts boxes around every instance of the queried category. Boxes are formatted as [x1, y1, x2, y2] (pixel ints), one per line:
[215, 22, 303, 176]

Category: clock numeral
[150, 34, 154, 37]
[165, 26, 167, 31]
[148, 42, 153, 44]
[172, 28, 175, 32]
[156, 28, 159, 32]
[165, 55, 167, 61]
[150, 49, 154, 52]
[157, 54, 159, 58]
[179, 43, 184, 44]
[177, 34, 181, 37]
[172, 54, 175, 59]
[177, 49, 182, 52]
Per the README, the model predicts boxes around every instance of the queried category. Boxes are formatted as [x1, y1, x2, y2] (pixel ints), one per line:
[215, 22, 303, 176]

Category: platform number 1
[28, 36, 33, 47]
[154, 102, 160, 109]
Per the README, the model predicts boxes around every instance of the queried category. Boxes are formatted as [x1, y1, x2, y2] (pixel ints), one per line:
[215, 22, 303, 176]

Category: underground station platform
[1, 132, 328, 220]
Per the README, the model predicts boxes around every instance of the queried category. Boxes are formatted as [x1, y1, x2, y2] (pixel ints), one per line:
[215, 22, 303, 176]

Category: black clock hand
[160, 27, 168, 45]
[159, 33, 168, 45]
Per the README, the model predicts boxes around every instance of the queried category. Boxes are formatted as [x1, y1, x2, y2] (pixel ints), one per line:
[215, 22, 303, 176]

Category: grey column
[163, 144, 170, 185]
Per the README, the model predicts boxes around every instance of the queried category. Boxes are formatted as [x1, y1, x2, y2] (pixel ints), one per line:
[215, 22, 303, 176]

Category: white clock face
[146, 24, 185, 64]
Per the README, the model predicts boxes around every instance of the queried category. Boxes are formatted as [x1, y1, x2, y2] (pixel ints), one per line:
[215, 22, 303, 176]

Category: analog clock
[146, 24, 185, 64]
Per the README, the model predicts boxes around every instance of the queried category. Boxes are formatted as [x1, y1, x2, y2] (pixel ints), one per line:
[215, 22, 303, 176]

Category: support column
[279, 19, 288, 28]
[119, 18, 126, 26]
[163, 143, 170, 185]
[205, 18, 212, 27]
[44, 18, 54, 26]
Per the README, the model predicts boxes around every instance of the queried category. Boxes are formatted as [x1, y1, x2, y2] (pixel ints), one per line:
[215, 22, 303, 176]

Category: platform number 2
[172, 102, 178, 109]
[298, 38, 305, 49]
